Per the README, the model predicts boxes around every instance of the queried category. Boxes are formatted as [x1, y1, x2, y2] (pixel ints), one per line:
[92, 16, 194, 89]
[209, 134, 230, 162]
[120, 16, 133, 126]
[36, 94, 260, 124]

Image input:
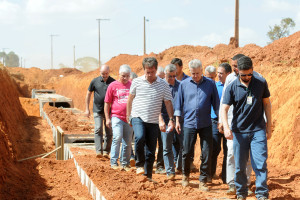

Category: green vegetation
[267, 18, 296, 42]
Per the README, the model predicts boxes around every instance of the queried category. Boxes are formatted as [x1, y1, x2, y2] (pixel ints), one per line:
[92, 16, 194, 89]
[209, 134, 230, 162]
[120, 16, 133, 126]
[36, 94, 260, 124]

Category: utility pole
[96, 18, 109, 68]
[20, 57, 22, 68]
[73, 45, 76, 68]
[1, 48, 8, 66]
[143, 16, 149, 55]
[235, 0, 239, 47]
[50, 34, 59, 69]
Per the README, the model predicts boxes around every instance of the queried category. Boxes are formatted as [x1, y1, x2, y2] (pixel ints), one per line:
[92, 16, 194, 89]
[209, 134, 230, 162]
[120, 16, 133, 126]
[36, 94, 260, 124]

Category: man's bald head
[100, 65, 110, 82]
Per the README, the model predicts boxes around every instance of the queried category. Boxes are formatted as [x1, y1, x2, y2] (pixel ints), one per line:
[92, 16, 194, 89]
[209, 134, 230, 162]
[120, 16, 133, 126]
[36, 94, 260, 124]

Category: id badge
[247, 96, 253, 105]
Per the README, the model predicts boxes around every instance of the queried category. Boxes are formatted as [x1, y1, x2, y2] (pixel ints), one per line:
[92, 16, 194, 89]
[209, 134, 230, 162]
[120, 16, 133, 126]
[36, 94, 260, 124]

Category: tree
[75, 57, 99, 72]
[267, 18, 296, 42]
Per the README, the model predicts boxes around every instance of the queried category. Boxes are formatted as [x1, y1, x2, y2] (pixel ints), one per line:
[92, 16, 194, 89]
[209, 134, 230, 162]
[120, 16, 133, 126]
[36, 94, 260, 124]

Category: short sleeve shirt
[104, 81, 131, 122]
[88, 76, 115, 114]
[130, 75, 172, 124]
[222, 75, 270, 133]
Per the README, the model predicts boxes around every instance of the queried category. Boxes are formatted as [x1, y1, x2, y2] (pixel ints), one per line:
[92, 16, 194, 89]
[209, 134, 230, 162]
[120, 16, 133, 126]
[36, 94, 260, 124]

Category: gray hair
[164, 64, 177, 73]
[188, 59, 202, 69]
[119, 64, 131, 74]
[142, 57, 158, 70]
[157, 66, 164, 73]
[205, 65, 216, 73]
[130, 72, 138, 79]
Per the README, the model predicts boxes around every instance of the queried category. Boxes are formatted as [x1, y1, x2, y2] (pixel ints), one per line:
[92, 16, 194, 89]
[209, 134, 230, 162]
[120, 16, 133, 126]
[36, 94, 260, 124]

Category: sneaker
[103, 152, 109, 158]
[96, 153, 103, 158]
[207, 176, 212, 183]
[237, 196, 246, 200]
[199, 182, 209, 191]
[121, 165, 131, 172]
[226, 184, 236, 195]
[190, 163, 196, 171]
[130, 158, 135, 167]
[155, 168, 166, 174]
[258, 197, 269, 200]
[167, 173, 175, 180]
[182, 175, 189, 187]
[147, 178, 158, 184]
[136, 167, 145, 175]
[111, 165, 119, 170]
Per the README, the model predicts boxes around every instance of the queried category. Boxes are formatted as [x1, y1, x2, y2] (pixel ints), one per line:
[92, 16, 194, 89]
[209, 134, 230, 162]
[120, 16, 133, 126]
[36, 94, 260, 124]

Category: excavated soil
[1, 31, 300, 199]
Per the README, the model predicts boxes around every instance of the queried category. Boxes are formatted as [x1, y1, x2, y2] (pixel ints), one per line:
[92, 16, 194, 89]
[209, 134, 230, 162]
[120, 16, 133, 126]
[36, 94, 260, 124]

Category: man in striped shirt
[126, 57, 175, 182]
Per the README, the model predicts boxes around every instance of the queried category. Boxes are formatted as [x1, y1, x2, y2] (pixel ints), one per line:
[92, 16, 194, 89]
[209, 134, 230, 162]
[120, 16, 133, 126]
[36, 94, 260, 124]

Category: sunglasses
[240, 73, 253, 77]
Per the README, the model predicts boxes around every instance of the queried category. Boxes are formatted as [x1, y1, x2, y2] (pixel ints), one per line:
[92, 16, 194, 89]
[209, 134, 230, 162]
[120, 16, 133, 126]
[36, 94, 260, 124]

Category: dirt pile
[43, 103, 93, 134]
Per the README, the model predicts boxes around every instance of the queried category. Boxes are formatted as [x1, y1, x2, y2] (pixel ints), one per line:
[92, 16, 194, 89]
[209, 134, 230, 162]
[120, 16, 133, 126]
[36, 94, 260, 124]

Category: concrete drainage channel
[35, 90, 106, 200]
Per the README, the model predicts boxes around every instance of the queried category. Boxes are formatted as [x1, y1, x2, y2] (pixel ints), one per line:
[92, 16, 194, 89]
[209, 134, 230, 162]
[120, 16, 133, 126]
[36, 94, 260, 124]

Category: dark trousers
[132, 117, 159, 178]
[211, 119, 227, 183]
[182, 126, 212, 182]
[156, 131, 164, 169]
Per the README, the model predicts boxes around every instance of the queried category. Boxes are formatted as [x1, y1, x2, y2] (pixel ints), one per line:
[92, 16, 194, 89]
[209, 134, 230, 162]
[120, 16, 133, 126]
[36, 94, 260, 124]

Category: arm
[158, 113, 166, 132]
[263, 98, 272, 140]
[164, 100, 175, 132]
[126, 94, 135, 124]
[175, 116, 181, 134]
[221, 104, 233, 140]
[84, 90, 92, 118]
[104, 102, 112, 128]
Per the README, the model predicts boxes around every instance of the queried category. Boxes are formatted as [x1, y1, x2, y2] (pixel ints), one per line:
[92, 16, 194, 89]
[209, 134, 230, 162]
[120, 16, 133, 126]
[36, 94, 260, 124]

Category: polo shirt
[130, 75, 172, 124]
[222, 74, 270, 133]
[176, 72, 189, 82]
[174, 76, 220, 129]
[88, 76, 115, 114]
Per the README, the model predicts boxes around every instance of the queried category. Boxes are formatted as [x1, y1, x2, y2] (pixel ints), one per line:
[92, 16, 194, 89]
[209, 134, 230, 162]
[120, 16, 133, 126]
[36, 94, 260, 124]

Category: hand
[224, 127, 233, 140]
[106, 118, 111, 128]
[218, 123, 224, 134]
[167, 120, 174, 132]
[266, 123, 272, 140]
[84, 110, 90, 118]
[159, 120, 166, 132]
[175, 122, 181, 134]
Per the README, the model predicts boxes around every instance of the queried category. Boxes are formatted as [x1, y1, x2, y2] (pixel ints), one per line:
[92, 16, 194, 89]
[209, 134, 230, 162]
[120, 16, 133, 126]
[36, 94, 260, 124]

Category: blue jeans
[93, 113, 112, 154]
[110, 117, 133, 166]
[233, 130, 269, 199]
[211, 118, 227, 183]
[132, 117, 159, 178]
[161, 127, 175, 175]
[182, 126, 212, 182]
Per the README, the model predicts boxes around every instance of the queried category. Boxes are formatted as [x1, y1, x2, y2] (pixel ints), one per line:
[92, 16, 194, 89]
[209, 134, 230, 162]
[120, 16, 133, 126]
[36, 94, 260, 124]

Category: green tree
[1, 51, 19, 67]
[75, 56, 99, 72]
[267, 18, 296, 42]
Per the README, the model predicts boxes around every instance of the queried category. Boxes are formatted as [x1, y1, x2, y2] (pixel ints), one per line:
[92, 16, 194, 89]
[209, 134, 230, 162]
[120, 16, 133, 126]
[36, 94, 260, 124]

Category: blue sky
[0, 0, 299, 69]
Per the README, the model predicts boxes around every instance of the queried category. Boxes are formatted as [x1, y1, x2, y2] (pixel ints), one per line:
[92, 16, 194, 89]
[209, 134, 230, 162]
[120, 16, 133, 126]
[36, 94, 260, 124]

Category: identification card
[247, 96, 253, 105]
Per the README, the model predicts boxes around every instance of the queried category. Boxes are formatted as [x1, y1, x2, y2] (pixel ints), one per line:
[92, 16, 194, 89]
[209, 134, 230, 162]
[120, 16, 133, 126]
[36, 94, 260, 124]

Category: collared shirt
[161, 79, 180, 122]
[88, 76, 115, 114]
[219, 71, 262, 126]
[174, 76, 220, 129]
[130, 75, 172, 124]
[223, 75, 270, 133]
[211, 81, 224, 119]
[176, 72, 189, 82]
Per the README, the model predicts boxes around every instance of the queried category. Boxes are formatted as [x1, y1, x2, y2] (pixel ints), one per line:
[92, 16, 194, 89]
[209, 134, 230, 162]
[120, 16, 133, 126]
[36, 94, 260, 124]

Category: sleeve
[211, 82, 220, 117]
[129, 78, 137, 95]
[163, 83, 172, 101]
[174, 83, 184, 116]
[88, 79, 95, 92]
[222, 83, 234, 106]
[104, 84, 114, 103]
[262, 80, 270, 98]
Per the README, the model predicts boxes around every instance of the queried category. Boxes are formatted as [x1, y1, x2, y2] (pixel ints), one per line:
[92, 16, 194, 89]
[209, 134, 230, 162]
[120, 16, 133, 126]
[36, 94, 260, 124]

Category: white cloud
[153, 17, 188, 30]
[0, 1, 21, 24]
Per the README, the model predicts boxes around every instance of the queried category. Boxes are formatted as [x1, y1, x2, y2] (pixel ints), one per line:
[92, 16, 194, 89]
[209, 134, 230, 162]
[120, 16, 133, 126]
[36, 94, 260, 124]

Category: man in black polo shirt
[85, 65, 115, 158]
[221, 56, 272, 200]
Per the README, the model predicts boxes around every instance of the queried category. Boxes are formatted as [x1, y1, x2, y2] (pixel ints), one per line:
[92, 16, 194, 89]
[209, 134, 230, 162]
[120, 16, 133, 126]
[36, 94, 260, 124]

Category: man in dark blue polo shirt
[221, 56, 272, 200]
[85, 65, 115, 158]
[174, 59, 219, 191]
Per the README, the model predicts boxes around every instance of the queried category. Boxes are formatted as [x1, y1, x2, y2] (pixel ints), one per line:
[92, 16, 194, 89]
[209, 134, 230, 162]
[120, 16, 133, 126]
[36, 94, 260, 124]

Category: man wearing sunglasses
[221, 56, 272, 200]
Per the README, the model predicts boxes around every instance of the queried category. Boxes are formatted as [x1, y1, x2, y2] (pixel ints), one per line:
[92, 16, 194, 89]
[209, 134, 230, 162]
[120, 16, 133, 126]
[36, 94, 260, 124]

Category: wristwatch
[169, 117, 175, 122]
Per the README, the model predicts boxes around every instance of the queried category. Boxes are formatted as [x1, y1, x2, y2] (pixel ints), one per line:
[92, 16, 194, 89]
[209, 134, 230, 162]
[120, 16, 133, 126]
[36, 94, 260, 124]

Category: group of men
[85, 55, 272, 200]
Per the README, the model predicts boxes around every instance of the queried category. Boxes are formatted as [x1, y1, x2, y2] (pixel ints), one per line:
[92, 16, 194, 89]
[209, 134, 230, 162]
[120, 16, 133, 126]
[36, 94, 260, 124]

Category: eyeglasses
[240, 73, 253, 77]
[167, 75, 176, 78]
